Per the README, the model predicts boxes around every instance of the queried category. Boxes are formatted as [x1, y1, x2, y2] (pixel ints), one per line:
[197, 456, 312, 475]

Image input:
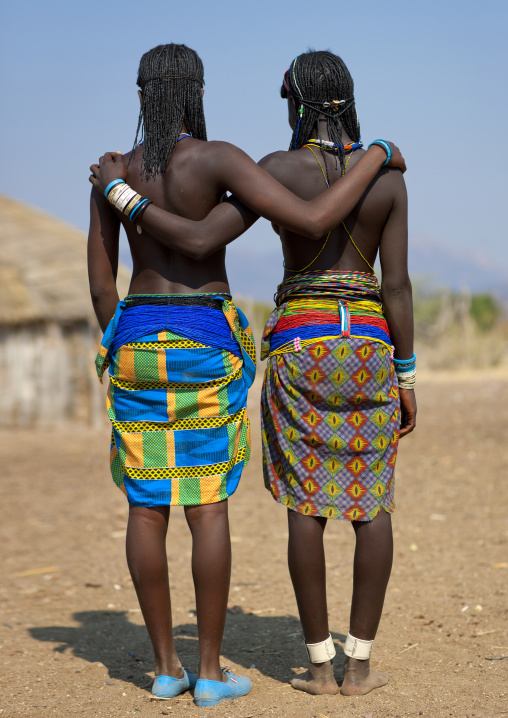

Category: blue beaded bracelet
[393, 353, 416, 366]
[394, 353, 416, 374]
[368, 139, 392, 166]
[396, 366, 416, 375]
[104, 179, 125, 198]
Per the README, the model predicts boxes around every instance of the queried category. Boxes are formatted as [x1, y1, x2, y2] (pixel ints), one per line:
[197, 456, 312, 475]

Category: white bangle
[397, 368, 416, 390]
[107, 183, 143, 216]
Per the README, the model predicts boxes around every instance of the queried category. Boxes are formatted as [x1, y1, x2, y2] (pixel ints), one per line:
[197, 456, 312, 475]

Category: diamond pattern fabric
[262, 336, 400, 522]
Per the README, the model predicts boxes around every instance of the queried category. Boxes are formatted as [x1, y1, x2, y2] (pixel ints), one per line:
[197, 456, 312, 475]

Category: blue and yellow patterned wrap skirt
[96, 294, 256, 507]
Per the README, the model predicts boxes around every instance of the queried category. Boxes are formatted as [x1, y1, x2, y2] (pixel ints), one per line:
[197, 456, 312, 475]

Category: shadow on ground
[29, 610, 347, 689]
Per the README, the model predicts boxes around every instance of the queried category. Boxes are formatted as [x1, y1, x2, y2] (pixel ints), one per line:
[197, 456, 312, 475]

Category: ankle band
[305, 634, 336, 663]
[344, 632, 373, 660]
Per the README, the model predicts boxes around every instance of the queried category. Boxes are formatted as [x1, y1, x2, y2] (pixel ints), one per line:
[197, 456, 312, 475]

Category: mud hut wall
[0, 321, 106, 427]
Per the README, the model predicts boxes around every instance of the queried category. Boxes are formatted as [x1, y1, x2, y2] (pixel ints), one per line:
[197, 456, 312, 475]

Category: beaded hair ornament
[282, 61, 354, 116]
[283, 57, 355, 149]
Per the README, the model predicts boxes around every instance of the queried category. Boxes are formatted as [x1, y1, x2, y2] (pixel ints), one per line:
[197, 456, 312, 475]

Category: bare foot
[290, 660, 339, 695]
[340, 656, 388, 696]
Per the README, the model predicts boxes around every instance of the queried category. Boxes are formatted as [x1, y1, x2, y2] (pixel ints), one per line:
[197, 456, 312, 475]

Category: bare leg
[341, 508, 393, 696]
[184, 500, 231, 682]
[287, 509, 339, 695]
[126, 505, 183, 677]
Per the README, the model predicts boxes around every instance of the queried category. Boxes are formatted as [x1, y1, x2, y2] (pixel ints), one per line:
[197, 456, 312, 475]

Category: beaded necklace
[283, 144, 374, 274]
[305, 138, 363, 154]
[138, 132, 191, 147]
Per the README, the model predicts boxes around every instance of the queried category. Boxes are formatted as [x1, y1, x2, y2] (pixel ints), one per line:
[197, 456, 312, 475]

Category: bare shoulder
[383, 168, 407, 206]
[122, 148, 135, 162]
[201, 140, 249, 160]
[258, 150, 289, 169]
[181, 140, 254, 173]
[364, 165, 407, 207]
[258, 149, 295, 183]
[376, 166, 407, 193]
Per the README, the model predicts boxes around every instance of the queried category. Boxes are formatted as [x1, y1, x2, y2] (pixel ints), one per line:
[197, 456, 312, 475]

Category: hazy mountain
[225, 237, 508, 303]
[408, 236, 508, 296]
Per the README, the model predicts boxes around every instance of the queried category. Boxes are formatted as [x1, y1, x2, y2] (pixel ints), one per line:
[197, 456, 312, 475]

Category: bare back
[121, 139, 230, 295]
[260, 147, 405, 277]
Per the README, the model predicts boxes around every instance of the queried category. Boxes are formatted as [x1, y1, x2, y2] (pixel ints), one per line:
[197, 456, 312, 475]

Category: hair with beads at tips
[132, 44, 207, 180]
[281, 51, 360, 173]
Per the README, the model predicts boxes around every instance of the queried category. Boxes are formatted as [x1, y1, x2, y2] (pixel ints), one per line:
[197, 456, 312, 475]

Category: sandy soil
[1, 373, 507, 718]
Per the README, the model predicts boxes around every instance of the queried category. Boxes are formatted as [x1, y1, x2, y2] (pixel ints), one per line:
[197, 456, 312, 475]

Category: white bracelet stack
[397, 368, 416, 390]
[107, 183, 144, 217]
[393, 353, 416, 390]
[103, 179, 151, 228]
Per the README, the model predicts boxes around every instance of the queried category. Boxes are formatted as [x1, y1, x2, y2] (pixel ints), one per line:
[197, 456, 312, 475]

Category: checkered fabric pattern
[261, 336, 400, 522]
[96, 298, 256, 507]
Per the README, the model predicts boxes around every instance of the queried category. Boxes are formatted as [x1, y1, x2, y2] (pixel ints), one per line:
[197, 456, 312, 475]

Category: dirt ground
[1, 372, 507, 718]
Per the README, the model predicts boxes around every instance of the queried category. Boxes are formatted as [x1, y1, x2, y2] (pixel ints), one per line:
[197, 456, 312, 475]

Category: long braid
[281, 51, 360, 174]
[132, 44, 207, 180]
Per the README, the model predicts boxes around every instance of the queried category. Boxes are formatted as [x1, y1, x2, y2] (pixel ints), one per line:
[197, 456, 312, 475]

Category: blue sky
[1, 0, 507, 274]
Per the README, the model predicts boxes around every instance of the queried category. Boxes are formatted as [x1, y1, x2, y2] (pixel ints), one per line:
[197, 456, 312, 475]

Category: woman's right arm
[142, 142, 405, 245]
[90, 142, 404, 259]
[210, 142, 404, 240]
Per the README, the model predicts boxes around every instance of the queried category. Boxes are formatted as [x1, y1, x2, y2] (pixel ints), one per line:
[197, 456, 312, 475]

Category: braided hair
[281, 51, 360, 174]
[132, 44, 207, 180]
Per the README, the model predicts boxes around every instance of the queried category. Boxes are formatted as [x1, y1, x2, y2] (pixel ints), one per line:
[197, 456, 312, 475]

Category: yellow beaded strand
[291, 145, 375, 274]
[283, 230, 332, 274]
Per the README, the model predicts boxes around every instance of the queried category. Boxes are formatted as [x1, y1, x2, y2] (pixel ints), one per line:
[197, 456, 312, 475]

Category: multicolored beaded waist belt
[261, 271, 392, 359]
[274, 270, 382, 305]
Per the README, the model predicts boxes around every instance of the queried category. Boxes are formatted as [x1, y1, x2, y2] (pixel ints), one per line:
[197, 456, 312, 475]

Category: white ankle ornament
[305, 634, 336, 663]
[344, 632, 373, 660]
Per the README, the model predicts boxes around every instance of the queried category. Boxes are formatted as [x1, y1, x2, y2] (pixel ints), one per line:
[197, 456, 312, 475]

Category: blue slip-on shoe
[194, 668, 252, 707]
[151, 669, 197, 700]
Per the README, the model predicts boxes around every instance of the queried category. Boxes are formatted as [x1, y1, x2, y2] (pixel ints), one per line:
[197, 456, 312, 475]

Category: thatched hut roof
[0, 194, 131, 326]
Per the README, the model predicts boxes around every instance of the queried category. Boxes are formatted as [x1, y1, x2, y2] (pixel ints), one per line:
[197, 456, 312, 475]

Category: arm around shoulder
[228, 145, 393, 240]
